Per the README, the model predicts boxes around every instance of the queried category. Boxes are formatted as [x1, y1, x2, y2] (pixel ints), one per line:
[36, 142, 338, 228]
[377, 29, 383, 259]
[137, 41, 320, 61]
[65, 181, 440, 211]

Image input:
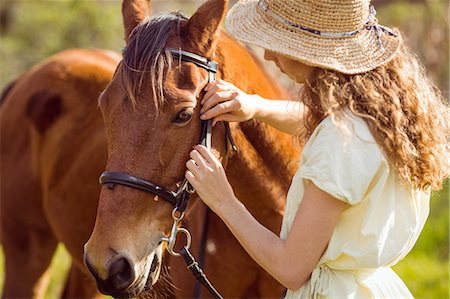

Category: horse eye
[173, 108, 194, 124]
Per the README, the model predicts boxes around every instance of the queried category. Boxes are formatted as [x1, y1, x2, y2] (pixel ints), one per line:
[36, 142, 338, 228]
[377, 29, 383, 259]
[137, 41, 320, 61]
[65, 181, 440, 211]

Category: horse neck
[229, 119, 299, 204]
[216, 35, 300, 213]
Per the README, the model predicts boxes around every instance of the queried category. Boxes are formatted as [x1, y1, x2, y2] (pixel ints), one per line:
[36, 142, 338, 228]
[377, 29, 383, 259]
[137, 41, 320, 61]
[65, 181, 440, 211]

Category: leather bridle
[98, 48, 236, 299]
[99, 48, 236, 213]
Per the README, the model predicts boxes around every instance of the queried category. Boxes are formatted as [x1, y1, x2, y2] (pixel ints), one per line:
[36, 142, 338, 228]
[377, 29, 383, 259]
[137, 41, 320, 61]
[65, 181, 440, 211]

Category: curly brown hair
[297, 42, 450, 191]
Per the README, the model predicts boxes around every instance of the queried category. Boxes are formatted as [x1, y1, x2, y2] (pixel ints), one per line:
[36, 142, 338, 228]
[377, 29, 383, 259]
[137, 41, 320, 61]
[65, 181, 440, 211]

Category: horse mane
[120, 12, 188, 111]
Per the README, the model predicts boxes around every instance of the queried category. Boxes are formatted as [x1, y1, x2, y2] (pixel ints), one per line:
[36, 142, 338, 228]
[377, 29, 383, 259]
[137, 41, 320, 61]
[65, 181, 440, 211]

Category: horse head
[84, 0, 232, 297]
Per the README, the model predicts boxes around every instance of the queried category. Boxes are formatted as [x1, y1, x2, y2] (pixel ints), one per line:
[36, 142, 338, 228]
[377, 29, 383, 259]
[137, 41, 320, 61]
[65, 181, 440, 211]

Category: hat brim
[225, 0, 401, 74]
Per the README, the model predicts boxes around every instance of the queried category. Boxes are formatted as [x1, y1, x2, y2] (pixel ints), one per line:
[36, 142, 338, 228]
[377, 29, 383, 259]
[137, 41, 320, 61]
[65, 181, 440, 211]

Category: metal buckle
[160, 208, 192, 257]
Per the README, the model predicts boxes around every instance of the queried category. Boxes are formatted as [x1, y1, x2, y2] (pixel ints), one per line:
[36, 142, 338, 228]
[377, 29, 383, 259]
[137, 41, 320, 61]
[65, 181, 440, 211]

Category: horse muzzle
[83, 246, 163, 298]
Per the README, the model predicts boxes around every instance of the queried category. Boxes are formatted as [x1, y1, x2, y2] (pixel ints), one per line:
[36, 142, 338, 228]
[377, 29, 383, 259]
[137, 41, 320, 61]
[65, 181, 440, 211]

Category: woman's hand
[185, 145, 236, 213]
[201, 80, 260, 126]
[201, 79, 305, 135]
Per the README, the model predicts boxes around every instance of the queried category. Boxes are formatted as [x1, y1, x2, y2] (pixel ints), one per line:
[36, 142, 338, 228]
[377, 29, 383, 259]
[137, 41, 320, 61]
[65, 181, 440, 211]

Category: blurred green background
[0, 0, 448, 298]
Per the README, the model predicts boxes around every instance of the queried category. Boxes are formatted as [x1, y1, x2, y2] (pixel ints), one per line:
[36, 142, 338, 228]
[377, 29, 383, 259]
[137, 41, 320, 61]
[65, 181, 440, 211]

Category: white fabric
[280, 111, 430, 298]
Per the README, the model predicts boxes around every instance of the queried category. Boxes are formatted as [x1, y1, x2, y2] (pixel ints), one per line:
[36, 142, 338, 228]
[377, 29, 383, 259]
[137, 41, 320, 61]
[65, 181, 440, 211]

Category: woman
[185, 0, 450, 297]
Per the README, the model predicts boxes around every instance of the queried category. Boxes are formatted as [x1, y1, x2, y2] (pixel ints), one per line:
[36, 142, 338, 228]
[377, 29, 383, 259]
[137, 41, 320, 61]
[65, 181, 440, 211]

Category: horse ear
[182, 0, 228, 55]
[122, 0, 151, 43]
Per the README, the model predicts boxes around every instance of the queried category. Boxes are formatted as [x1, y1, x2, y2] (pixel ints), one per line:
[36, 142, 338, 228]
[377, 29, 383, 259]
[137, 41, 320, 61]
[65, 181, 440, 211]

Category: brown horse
[0, 48, 120, 298]
[84, 0, 300, 298]
[1, 0, 299, 298]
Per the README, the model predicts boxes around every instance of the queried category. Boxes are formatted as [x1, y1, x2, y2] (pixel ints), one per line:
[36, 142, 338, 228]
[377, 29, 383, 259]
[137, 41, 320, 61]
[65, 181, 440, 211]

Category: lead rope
[194, 206, 210, 298]
[180, 244, 223, 299]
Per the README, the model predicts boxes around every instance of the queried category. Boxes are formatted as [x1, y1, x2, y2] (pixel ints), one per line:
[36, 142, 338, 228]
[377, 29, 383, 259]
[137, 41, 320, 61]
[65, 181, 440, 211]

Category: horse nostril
[84, 254, 101, 282]
[108, 256, 135, 291]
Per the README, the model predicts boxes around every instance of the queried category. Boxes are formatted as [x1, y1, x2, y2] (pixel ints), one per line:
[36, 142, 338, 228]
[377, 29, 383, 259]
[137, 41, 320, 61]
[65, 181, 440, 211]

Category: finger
[201, 90, 236, 113]
[212, 115, 228, 127]
[185, 159, 200, 176]
[212, 114, 230, 127]
[204, 79, 228, 92]
[215, 79, 228, 85]
[194, 145, 221, 167]
[202, 81, 237, 106]
[189, 149, 208, 169]
[201, 99, 237, 120]
[203, 81, 217, 92]
[202, 82, 224, 104]
[185, 170, 199, 188]
[212, 114, 241, 126]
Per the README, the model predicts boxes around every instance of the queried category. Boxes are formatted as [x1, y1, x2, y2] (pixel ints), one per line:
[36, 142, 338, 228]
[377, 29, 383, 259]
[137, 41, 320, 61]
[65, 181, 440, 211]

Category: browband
[167, 48, 219, 73]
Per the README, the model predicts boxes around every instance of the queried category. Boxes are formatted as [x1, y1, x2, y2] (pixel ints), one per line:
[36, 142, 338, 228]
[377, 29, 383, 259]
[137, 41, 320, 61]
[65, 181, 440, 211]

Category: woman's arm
[201, 80, 304, 135]
[186, 145, 345, 290]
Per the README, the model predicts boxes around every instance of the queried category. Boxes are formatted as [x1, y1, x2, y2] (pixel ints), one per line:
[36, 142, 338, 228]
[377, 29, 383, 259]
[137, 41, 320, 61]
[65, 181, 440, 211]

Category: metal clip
[160, 208, 192, 257]
[186, 183, 195, 195]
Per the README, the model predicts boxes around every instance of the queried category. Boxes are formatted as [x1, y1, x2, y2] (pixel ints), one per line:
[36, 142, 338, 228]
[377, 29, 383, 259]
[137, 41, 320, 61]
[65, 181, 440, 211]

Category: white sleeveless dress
[281, 111, 430, 298]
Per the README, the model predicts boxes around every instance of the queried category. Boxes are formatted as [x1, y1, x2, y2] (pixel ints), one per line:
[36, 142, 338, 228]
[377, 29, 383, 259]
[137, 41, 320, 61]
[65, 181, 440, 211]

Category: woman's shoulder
[307, 109, 381, 152]
[299, 110, 390, 205]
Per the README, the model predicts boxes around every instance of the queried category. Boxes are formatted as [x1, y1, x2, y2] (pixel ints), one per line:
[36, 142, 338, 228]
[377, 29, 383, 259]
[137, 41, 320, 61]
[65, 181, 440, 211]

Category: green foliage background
[0, 0, 448, 298]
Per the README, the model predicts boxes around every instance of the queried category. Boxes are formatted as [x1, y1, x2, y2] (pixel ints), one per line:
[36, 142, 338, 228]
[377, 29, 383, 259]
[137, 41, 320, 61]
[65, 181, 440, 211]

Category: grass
[0, 181, 448, 298]
[45, 246, 71, 299]
[0, 244, 71, 298]
[393, 179, 449, 298]
[394, 254, 449, 298]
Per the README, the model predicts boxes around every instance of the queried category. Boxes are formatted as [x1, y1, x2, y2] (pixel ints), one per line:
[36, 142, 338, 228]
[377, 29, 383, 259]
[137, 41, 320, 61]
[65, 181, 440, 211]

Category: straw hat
[226, 0, 401, 74]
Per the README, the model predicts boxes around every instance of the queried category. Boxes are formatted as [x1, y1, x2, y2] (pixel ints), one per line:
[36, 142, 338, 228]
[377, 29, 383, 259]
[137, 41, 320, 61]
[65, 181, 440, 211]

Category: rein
[99, 48, 237, 299]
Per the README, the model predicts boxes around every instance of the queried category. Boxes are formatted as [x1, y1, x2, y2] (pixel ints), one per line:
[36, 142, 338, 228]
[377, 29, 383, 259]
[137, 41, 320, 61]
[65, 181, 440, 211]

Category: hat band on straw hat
[258, 0, 397, 50]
